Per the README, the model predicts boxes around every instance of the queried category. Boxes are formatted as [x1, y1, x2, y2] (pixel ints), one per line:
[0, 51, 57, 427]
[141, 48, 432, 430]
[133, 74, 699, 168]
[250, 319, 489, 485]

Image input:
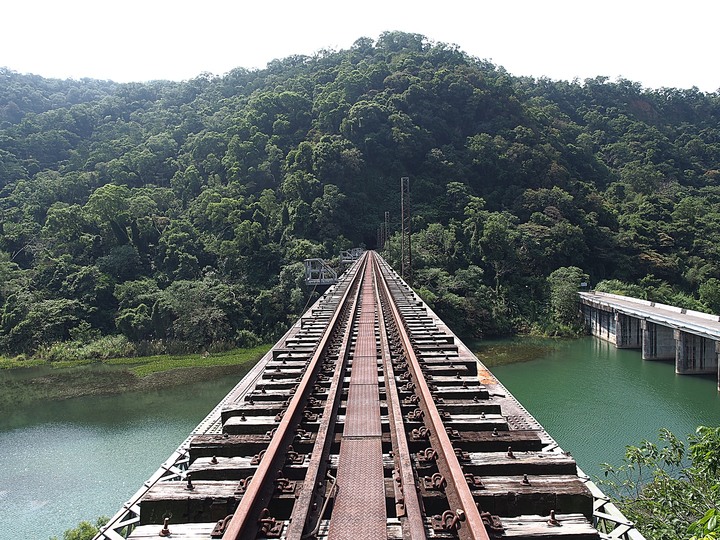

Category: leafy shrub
[51, 516, 108, 540]
[601, 426, 720, 540]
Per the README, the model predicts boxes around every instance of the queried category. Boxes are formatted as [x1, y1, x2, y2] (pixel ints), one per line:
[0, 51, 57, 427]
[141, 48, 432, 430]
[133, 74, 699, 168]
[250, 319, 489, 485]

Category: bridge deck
[580, 291, 720, 340]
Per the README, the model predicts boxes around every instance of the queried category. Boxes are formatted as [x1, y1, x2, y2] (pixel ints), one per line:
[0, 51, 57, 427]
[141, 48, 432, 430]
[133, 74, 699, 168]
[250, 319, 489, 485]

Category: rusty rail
[284, 255, 366, 539]
[372, 253, 490, 540]
[373, 259, 426, 538]
[221, 253, 368, 540]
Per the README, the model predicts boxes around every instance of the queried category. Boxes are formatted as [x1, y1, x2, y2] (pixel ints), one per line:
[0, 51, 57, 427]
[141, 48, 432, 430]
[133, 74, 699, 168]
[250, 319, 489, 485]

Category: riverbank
[0, 345, 269, 413]
[0, 336, 582, 412]
[470, 336, 566, 367]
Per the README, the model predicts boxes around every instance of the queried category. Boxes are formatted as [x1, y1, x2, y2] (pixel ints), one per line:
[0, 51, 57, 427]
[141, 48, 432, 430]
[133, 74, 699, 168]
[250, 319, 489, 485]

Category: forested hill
[2, 31, 720, 356]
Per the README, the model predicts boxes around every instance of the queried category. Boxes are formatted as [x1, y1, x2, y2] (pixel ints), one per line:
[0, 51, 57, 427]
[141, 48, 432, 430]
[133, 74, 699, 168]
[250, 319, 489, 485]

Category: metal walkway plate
[343, 383, 382, 436]
[349, 354, 379, 385]
[327, 438, 386, 540]
[328, 280, 386, 539]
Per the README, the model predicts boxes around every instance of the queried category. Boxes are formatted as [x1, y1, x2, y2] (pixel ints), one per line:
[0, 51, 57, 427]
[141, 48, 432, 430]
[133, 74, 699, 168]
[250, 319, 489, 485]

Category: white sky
[2, 0, 718, 92]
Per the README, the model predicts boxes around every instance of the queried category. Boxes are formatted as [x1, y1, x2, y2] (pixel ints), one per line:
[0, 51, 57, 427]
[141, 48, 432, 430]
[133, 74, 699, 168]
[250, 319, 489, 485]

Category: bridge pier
[582, 304, 615, 343]
[641, 320, 675, 360]
[615, 313, 641, 348]
[582, 304, 642, 349]
[581, 291, 720, 392]
[674, 330, 719, 375]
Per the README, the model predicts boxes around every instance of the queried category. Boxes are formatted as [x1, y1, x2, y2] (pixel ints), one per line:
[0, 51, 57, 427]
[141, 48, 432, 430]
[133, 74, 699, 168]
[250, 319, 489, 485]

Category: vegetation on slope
[2, 31, 720, 358]
[601, 426, 720, 540]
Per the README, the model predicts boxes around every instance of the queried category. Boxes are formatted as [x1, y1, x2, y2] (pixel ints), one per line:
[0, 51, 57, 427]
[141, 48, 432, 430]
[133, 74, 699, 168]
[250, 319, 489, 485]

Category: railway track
[98, 251, 640, 540]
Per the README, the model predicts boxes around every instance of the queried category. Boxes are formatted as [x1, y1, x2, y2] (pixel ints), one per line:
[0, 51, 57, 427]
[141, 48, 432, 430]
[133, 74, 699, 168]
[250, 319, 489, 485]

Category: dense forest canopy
[2, 31, 720, 356]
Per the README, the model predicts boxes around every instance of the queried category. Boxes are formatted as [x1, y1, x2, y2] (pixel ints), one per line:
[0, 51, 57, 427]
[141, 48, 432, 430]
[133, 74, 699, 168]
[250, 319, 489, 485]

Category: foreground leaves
[601, 426, 720, 540]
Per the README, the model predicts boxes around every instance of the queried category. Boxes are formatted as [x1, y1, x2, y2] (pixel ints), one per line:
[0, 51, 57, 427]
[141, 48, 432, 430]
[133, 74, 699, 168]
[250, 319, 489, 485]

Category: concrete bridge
[579, 291, 720, 390]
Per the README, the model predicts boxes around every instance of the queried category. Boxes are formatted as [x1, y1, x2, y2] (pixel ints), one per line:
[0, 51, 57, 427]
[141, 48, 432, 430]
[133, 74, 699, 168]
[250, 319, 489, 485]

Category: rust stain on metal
[477, 367, 496, 385]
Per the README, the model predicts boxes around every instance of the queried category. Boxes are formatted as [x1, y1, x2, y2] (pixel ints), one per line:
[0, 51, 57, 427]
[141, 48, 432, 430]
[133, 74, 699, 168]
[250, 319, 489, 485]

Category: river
[2, 337, 719, 539]
[488, 336, 720, 479]
[0, 371, 246, 540]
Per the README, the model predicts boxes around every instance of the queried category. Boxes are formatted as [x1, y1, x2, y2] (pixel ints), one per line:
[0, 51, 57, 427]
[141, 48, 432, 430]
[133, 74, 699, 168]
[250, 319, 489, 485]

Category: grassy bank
[0, 337, 567, 412]
[0, 345, 270, 412]
[471, 337, 563, 368]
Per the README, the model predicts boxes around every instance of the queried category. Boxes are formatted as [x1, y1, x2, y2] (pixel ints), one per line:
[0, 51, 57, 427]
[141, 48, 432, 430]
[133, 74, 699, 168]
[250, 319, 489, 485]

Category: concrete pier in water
[579, 291, 720, 390]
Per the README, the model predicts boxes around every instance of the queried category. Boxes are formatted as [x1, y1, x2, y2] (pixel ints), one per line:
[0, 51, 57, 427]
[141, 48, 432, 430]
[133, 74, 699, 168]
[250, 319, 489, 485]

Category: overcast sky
[2, 0, 718, 92]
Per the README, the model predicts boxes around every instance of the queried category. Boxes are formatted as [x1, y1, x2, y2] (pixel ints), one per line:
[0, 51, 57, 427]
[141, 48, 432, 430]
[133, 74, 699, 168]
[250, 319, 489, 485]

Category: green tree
[547, 266, 588, 331]
[479, 212, 522, 293]
[151, 275, 245, 348]
[699, 278, 720, 314]
[1, 295, 83, 353]
[84, 184, 132, 244]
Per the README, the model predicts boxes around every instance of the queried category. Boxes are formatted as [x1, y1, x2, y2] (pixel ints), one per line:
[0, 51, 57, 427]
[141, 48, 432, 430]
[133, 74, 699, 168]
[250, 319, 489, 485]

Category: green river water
[2, 336, 719, 539]
[488, 337, 720, 477]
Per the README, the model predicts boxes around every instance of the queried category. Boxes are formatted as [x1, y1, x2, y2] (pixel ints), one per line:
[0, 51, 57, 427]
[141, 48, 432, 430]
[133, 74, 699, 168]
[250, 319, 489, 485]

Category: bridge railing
[304, 258, 338, 285]
[581, 291, 720, 323]
[94, 447, 189, 539]
[579, 470, 644, 540]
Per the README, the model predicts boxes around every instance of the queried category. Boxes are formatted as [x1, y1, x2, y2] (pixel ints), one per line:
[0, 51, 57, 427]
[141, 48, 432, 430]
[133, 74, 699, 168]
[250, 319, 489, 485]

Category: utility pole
[400, 177, 411, 284]
[384, 211, 389, 250]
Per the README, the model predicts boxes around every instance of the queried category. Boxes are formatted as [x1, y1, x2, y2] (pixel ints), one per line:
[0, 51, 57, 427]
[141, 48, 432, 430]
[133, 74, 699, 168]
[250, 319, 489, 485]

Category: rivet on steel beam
[185, 474, 194, 490]
[240, 412, 246, 421]
[492, 428, 499, 437]
[507, 446, 515, 459]
[547, 510, 560, 526]
[159, 517, 171, 537]
[480, 411, 486, 418]
[522, 474, 530, 485]
[211, 455, 218, 464]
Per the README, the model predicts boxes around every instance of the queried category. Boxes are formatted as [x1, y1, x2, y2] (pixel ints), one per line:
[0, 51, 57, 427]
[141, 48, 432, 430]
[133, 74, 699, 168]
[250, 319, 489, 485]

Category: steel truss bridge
[95, 252, 642, 540]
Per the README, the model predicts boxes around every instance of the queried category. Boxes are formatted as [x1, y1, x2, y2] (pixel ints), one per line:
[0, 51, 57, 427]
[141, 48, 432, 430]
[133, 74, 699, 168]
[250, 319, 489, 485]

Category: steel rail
[93, 285, 337, 540]
[372, 257, 426, 538]
[222, 252, 369, 540]
[284, 254, 368, 539]
[373, 254, 490, 540]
